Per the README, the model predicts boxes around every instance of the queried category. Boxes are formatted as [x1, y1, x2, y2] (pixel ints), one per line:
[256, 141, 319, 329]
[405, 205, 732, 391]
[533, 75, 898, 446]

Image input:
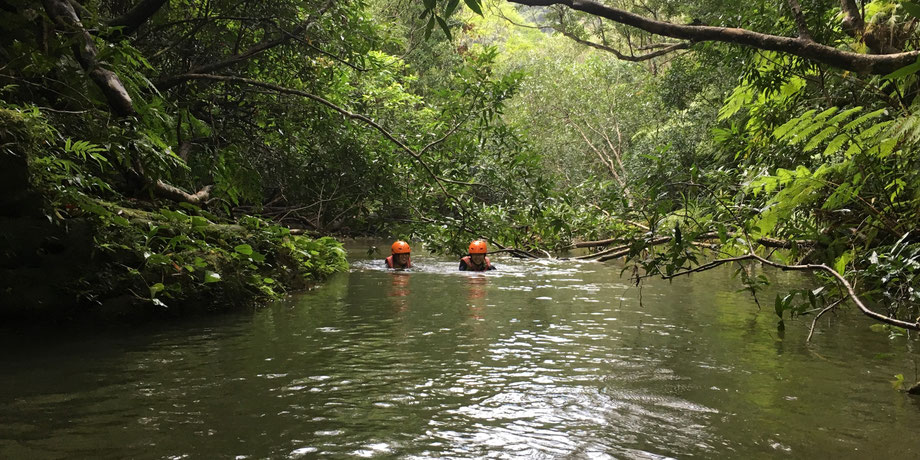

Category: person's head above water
[468, 240, 488, 264]
[459, 240, 494, 271]
[387, 240, 411, 268]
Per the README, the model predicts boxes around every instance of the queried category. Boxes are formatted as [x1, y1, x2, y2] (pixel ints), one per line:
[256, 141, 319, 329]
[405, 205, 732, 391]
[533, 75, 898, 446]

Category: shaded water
[3, 243, 920, 458]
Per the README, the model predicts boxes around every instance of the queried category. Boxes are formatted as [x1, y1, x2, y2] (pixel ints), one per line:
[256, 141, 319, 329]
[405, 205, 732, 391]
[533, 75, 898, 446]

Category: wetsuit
[385, 255, 412, 269]
[459, 255, 495, 271]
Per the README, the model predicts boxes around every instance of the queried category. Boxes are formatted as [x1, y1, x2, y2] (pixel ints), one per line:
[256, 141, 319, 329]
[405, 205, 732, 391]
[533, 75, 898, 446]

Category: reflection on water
[2, 250, 920, 459]
[388, 273, 411, 298]
[387, 273, 411, 314]
[466, 275, 487, 321]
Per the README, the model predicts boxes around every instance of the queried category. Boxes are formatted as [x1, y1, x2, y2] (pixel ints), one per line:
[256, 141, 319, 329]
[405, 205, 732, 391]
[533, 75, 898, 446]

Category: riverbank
[0, 199, 348, 323]
[1, 106, 349, 323]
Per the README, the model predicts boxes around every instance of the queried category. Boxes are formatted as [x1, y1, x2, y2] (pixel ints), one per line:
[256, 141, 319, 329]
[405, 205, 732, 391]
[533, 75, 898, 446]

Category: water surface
[2, 245, 920, 458]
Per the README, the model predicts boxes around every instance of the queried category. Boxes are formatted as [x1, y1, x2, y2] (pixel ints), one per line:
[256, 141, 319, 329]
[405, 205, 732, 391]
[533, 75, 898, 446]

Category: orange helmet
[391, 240, 411, 254]
[468, 240, 488, 254]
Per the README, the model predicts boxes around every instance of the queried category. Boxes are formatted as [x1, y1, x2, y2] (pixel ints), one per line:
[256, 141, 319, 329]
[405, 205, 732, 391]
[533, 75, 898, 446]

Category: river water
[2, 243, 920, 459]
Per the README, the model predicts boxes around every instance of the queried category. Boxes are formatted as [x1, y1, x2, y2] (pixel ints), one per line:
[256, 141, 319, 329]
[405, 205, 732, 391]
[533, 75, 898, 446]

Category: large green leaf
[424, 14, 436, 39]
[437, 16, 452, 40]
[803, 126, 836, 152]
[904, 2, 920, 20]
[463, 0, 483, 15]
[823, 133, 849, 156]
[842, 108, 887, 131]
[828, 106, 863, 125]
[445, 0, 461, 16]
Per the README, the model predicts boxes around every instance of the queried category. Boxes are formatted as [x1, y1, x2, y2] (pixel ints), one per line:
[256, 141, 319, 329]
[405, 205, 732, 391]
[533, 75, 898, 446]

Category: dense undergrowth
[1, 106, 346, 321]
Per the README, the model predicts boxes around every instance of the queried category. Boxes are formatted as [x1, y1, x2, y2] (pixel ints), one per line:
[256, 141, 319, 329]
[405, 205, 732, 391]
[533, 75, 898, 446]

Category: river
[2, 243, 920, 458]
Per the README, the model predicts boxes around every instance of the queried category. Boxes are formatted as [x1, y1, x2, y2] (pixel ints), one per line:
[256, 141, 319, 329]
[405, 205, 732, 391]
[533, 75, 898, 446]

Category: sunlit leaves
[773, 106, 894, 159]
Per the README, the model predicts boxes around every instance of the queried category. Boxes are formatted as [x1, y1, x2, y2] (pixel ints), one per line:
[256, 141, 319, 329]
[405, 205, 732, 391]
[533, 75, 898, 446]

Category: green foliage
[386, 0, 920, 331]
[0, 104, 116, 223]
[90, 204, 348, 309]
[8, 0, 920, 331]
[773, 287, 828, 322]
[862, 234, 920, 319]
[1, 102, 347, 313]
[892, 373, 906, 390]
[696, 30, 920, 326]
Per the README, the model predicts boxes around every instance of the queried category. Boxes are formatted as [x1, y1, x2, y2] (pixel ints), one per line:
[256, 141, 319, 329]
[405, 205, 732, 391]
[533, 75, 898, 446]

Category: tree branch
[661, 252, 920, 330]
[572, 237, 623, 248]
[66, 0, 89, 19]
[107, 0, 168, 38]
[152, 181, 212, 204]
[436, 177, 487, 186]
[839, 0, 865, 38]
[494, 6, 551, 30]
[155, 1, 334, 90]
[510, 0, 919, 74]
[560, 29, 690, 61]
[584, 120, 634, 205]
[593, 236, 672, 261]
[751, 254, 920, 329]
[171, 74, 460, 202]
[419, 107, 476, 155]
[497, 4, 688, 62]
[636, 42, 686, 50]
[807, 296, 847, 342]
[786, 0, 813, 41]
[573, 242, 629, 259]
[572, 232, 815, 250]
[565, 117, 624, 184]
[42, 0, 135, 116]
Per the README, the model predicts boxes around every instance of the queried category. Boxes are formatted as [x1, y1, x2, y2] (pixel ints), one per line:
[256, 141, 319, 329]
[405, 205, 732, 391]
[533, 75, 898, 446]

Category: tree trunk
[42, 0, 135, 116]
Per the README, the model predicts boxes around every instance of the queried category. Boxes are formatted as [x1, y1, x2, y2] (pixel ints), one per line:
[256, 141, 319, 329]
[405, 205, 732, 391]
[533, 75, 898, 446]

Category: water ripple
[2, 255, 916, 458]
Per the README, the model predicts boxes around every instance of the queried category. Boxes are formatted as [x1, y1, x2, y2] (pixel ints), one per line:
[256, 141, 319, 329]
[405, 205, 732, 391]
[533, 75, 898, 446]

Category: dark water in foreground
[2, 244, 920, 459]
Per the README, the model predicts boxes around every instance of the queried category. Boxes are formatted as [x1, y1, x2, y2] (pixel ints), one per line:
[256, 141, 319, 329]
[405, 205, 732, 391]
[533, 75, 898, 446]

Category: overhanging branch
[172, 74, 461, 203]
[560, 30, 690, 61]
[659, 252, 920, 330]
[43, 0, 135, 116]
[509, 0, 920, 74]
[155, 0, 334, 90]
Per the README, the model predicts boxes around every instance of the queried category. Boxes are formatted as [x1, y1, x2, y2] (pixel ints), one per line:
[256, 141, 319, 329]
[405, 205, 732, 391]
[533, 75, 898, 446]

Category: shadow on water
[2, 245, 920, 458]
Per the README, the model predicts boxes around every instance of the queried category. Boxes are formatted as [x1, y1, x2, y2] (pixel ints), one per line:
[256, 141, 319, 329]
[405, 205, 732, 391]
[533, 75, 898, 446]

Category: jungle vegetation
[2, 0, 920, 333]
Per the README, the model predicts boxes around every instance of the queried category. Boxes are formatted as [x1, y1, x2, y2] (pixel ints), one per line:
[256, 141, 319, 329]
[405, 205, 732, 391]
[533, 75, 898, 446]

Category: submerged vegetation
[2, 0, 920, 333]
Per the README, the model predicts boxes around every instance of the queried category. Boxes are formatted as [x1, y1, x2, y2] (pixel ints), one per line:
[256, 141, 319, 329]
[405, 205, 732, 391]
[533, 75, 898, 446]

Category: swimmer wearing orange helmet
[459, 240, 495, 271]
[385, 240, 412, 269]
